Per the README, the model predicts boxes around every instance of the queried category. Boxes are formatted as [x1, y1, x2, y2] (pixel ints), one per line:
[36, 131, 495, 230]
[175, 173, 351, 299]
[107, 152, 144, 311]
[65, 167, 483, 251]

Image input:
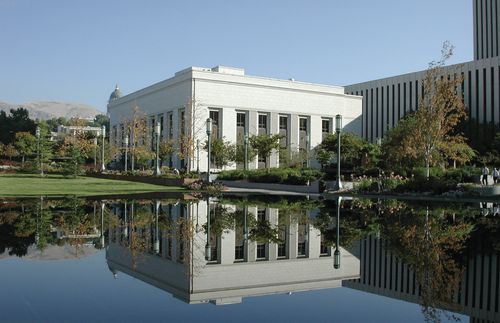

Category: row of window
[475, 0, 499, 60]
[350, 64, 500, 141]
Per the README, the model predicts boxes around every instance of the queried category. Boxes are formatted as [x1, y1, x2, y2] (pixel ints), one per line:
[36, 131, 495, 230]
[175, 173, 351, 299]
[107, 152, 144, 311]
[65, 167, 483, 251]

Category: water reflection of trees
[0, 197, 108, 257]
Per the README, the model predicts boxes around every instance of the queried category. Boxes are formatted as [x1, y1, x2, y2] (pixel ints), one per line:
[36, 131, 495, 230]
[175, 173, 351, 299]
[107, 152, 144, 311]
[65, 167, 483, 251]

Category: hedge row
[217, 168, 323, 185]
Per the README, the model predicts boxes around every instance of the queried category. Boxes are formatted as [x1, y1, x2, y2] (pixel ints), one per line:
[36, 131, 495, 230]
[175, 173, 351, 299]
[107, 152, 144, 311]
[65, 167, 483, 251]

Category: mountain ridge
[0, 100, 104, 120]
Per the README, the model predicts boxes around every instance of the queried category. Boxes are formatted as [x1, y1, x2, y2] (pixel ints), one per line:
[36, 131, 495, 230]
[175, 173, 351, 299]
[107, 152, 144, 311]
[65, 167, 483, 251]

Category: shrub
[217, 168, 323, 185]
[394, 176, 458, 194]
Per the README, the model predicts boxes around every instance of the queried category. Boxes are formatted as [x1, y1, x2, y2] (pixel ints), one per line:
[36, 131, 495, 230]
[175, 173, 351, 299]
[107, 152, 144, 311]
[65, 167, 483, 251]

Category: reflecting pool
[1, 194, 498, 322]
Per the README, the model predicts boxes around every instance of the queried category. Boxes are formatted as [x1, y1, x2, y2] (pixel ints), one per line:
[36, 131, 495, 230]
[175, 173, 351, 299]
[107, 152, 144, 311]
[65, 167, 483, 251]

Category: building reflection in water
[344, 235, 500, 322]
[105, 198, 361, 305]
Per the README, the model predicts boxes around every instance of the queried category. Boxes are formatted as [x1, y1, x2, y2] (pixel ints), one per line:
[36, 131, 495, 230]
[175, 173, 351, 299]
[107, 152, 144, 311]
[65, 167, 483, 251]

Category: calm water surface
[1, 194, 498, 323]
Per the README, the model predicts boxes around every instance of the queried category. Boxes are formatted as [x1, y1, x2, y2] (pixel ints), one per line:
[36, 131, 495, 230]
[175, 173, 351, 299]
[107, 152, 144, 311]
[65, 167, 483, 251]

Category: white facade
[108, 66, 362, 172]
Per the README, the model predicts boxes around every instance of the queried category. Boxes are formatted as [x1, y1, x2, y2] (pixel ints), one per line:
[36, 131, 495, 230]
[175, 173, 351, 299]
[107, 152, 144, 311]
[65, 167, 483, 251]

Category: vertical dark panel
[392, 84, 395, 126]
[409, 81, 413, 111]
[363, 89, 368, 139]
[492, 67, 495, 124]
[483, 68, 487, 123]
[487, 252, 492, 311]
[480, 254, 484, 309]
[472, 254, 477, 308]
[370, 89, 374, 141]
[481, 0, 484, 58]
[465, 257, 470, 306]
[496, 0, 499, 56]
[397, 83, 401, 121]
[486, 0, 489, 57]
[490, 0, 494, 58]
[376, 88, 379, 139]
[476, 0, 480, 59]
[415, 80, 419, 110]
[476, 69, 480, 123]
[395, 258, 399, 291]
[386, 85, 390, 127]
[495, 251, 499, 312]
[469, 70, 473, 118]
[403, 82, 407, 117]
[381, 87, 384, 137]
[363, 238, 367, 284]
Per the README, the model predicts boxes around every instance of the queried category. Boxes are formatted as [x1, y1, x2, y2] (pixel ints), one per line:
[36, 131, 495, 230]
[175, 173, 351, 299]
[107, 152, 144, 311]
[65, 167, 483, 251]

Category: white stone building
[107, 66, 362, 172]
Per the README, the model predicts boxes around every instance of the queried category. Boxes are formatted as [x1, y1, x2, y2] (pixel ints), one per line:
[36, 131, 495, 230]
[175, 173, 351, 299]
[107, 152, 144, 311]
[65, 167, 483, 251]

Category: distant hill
[0, 101, 103, 120]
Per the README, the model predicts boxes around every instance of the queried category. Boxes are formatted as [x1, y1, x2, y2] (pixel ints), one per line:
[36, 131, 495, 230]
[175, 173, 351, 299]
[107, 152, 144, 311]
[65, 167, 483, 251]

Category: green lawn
[0, 173, 185, 197]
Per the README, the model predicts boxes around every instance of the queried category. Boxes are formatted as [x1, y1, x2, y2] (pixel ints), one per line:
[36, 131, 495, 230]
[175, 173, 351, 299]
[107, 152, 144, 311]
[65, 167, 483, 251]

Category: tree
[36, 121, 54, 174]
[159, 139, 176, 167]
[317, 132, 370, 169]
[313, 146, 333, 169]
[91, 114, 110, 129]
[249, 134, 283, 169]
[382, 115, 420, 170]
[403, 42, 468, 178]
[60, 144, 85, 178]
[0, 107, 36, 144]
[3, 144, 18, 161]
[203, 137, 236, 169]
[125, 106, 149, 172]
[14, 132, 36, 167]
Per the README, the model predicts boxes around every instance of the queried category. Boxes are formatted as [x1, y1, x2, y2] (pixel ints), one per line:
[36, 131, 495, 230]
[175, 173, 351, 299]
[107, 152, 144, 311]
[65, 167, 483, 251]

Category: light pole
[124, 135, 129, 173]
[36, 126, 43, 177]
[244, 132, 249, 171]
[334, 196, 341, 269]
[100, 125, 106, 172]
[305, 135, 310, 168]
[93, 137, 98, 170]
[154, 200, 160, 254]
[100, 201, 106, 248]
[206, 118, 212, 183]
[334, 114, 343, 190]
[154, 122, 161, 176]
[196, 139, 200, 173]
[205, 198, 211, 261]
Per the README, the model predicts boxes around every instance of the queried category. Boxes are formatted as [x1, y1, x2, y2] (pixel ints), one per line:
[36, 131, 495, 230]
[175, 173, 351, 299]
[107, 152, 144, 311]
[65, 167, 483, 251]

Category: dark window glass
[299, 118, 308, 132]
[257, 244, 266, 259]
[279, 116, 287, 130]
[236, 113, 246, 128]
[258, 114, 267, 129]
[322, 119, 330, 134]
[235, 246, 244, 260]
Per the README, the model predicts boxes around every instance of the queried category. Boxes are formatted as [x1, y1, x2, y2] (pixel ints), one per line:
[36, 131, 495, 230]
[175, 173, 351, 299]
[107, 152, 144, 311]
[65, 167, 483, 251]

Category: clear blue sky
[0, 0, 472, 112]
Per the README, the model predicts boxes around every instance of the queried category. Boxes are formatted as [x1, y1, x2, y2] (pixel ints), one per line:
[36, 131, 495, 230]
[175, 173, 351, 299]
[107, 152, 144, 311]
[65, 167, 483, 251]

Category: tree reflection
[379, 204, 473, 322]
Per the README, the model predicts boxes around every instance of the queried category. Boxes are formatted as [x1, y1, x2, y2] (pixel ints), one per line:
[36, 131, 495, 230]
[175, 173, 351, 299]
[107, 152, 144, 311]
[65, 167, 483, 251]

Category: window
[322, 119, 330, 134]
[159, 115, 164, 139]
[299, 118, 308, 131]
[179, 110, 185, 135]
[237, 113, 246, 128]
[258, 114, 267, 130]
[235, 246, 244, 261]
[257, 244, 266, 260]
[297, 242, 306, 257]
[278, 243, 286, 258]
[279, 116, 288, 130]
[209, 110, 220, 138]
[257, 209, 266, 221]
[279, 116, 288, 148]
[167, 113, 173, 139]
